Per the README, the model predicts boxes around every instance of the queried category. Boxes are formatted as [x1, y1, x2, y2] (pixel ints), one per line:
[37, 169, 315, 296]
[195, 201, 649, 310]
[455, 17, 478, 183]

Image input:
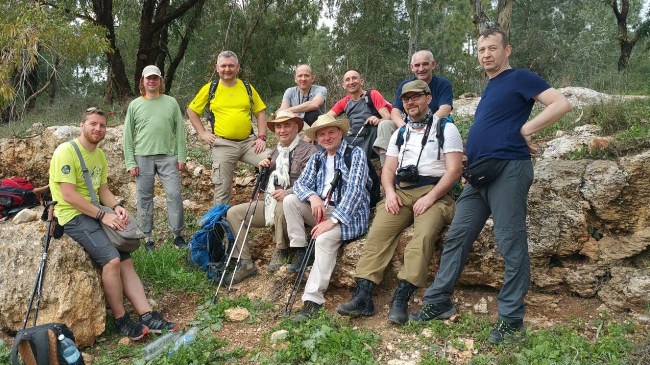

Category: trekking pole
[22, 201, 57, 329]
[283, 170, 342, 316]
[213, 165, 270, 302]
[349, 123, 366, 146]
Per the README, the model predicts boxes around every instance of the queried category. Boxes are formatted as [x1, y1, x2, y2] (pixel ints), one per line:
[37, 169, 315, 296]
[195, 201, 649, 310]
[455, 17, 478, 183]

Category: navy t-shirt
[393, 76, 453, 113]
[465, 69, 550, 165]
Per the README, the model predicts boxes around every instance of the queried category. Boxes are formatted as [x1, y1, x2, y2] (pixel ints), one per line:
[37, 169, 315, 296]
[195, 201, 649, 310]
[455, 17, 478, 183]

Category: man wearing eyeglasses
[337, 80, 463, 325]
[123, 65, 187, 251]
[375, 50, 453, 165]
[187, 51, 269, 205]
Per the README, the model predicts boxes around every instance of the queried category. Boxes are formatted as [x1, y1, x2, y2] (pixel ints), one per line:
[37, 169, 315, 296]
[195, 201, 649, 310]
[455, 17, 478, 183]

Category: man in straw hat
[336, 79, 463, 325]
[224, 111, 317, 284]
[283, 114, 371, 321]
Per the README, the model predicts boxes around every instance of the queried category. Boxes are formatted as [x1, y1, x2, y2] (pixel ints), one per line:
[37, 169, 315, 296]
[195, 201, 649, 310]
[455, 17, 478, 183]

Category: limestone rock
[12, 209, 38, 223]
[224, 307, 250, 322]
[0, 219, 105, 347]
[598, 267, 650, 312]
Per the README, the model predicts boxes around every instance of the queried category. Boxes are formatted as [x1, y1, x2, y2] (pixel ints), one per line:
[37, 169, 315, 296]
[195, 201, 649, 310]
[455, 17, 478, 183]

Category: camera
[396, 165, 419, 183]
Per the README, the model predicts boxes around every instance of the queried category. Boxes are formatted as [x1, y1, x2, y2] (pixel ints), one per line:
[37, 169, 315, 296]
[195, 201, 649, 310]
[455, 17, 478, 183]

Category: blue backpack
[190, 204, 234, 280]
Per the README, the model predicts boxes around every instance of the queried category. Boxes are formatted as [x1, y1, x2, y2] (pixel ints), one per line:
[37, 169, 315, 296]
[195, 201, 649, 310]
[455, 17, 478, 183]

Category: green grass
[0, 339, 10, 364]
[259, 310, 381, 364]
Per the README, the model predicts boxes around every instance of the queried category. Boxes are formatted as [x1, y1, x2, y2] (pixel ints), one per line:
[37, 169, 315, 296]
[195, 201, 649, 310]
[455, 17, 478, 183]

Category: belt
[396, 176, 441, 190]
[216, 135, 250, 142]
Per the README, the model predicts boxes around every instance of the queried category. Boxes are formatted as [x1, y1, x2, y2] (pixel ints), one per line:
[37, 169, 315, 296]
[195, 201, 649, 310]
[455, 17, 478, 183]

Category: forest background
[1, 0, 649, 126]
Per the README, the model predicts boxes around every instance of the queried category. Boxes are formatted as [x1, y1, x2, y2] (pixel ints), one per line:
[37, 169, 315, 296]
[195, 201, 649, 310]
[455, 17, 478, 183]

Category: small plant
[0, 339, 11, 364]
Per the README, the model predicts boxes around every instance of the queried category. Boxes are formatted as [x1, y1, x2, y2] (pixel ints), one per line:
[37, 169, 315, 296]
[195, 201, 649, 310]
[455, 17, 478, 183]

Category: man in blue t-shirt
[410, 28, 572, 344]
[375, 50, 453, 165]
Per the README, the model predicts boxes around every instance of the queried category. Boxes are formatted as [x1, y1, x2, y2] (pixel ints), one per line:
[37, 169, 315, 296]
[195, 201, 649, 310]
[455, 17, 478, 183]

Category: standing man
[337, 80, 463, 325]
[225, 110, 317, 284]
[50, 108, 179, 341]
[376, 50, 453, 165]
[328, 69, 392, 159]
[187, 50, 269, 205]
[123, 65, 187, 251]
[283, 114, 371, 321]
[279, 64, 328, 126]
[410, 28, 572, 344]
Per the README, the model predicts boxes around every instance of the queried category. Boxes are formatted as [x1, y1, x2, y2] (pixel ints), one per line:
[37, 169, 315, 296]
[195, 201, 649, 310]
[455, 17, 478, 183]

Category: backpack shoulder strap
[205, 80, 219, 133]
[343, 145, 353, 170]
[395, 125, 407, 152]
[363, 90, 381, 118]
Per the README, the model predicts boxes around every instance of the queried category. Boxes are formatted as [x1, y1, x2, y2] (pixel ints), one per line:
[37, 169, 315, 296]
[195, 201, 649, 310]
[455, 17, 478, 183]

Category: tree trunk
[497, 0, 512, 36]
[470, 0, 489, 33]
[166, 0, 207, 92]
[92, 0, 133, 103]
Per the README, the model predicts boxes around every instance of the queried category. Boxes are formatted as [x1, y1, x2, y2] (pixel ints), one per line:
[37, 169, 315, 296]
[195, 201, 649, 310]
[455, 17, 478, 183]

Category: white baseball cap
[142, 65, 162, 78]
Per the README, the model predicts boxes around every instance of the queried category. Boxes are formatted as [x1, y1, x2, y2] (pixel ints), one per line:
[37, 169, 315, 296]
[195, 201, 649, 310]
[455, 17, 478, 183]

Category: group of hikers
[47, 27, 572, 345]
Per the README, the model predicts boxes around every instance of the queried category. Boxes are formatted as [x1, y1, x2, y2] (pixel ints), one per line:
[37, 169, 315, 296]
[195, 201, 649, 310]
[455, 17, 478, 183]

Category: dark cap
[400, 80, 430, 97]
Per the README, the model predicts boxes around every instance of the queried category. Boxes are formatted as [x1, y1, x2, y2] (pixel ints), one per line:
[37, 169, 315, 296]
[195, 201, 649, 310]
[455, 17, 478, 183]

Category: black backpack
[11, 323, 84, 365]
[362, 90, 382, 118]
[0, 178, 40, 220]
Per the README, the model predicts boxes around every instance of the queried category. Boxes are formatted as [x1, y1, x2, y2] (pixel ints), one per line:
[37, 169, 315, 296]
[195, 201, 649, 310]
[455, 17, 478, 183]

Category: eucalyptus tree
[0, 1, 109, 123]
[609, 0, 650, 71]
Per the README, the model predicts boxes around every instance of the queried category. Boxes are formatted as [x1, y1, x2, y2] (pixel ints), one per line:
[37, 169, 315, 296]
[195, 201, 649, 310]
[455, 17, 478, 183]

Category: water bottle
[142, 331, 182, 361]
[168, 327, 199, 356]
[58, 334, 81, 364]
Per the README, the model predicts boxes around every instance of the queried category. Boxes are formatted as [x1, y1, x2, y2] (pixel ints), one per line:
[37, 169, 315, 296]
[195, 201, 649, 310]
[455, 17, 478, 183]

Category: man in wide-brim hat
[225, 110, 316, 284]
[283, 113, 371, 321]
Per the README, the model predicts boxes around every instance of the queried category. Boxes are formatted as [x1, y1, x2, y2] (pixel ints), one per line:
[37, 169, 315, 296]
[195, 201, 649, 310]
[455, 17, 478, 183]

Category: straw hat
[268, 110, 304, 133]
[304, 114, 350, 140]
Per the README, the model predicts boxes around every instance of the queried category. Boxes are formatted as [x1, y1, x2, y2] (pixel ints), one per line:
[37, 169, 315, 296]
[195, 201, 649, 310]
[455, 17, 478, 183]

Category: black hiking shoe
[336, 278, 375, 317]
[174, 236, 188, 249]
[116, 313, 149, 341]
[287, 247, 313, 273]
[409, 301, 456, 323]
[488, 318, 525, 344]
[144, 240, 155, 252]
[140, 311, 180, 333]
[267, 249, 288, 272]
[293, 300, 322, 322]
[387, 280, 417, 325]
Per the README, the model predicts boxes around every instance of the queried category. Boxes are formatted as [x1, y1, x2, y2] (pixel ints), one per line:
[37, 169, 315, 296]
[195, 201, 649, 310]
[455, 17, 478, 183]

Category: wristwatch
[257, 135, 267, 141]
[330, 217, 339, 225]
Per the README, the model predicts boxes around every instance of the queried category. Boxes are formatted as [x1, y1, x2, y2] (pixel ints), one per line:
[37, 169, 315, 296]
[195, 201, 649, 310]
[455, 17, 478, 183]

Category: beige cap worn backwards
[400, 79, 430, 97]
[142, 65, 162, 78]
[304, 114, 350, 140]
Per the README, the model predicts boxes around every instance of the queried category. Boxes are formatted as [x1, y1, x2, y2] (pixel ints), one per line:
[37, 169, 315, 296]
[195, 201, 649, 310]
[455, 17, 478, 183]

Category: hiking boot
[116, 313, 149, 341]
[224, 259, 258, 285]
[144, 240, 155, 252]
[267, 249, 288, 272]
[174, 236, 188, 250]
[140, 311, 180, 334]
[293, 300, 322, 322]
[387, 280, 417, 325]
[488, 318, 525, 344]
[337, 278, 375, 317]
[409, 301, 456, 323]
[287, 247, 313, 273]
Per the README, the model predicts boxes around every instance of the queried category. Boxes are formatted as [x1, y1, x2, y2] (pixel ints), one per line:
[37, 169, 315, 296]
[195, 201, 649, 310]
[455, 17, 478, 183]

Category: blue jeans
[422, 159, 534, 321]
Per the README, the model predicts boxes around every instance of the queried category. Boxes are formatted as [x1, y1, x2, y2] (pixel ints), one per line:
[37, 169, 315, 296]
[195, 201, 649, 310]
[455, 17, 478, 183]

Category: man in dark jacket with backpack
[336, 80, 463, 325]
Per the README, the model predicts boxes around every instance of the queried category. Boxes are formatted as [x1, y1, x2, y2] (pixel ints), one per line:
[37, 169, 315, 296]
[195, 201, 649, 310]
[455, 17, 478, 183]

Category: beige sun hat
[268, 110, 304, 133]
[304, 114, 350, 140]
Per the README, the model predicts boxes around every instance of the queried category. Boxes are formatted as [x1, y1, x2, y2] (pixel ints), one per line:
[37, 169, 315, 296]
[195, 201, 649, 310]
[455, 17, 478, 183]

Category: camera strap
[398, 113, 434, 171]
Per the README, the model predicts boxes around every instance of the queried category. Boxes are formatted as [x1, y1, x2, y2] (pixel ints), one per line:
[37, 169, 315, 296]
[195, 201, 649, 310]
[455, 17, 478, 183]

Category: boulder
[0, 218, 105, 347]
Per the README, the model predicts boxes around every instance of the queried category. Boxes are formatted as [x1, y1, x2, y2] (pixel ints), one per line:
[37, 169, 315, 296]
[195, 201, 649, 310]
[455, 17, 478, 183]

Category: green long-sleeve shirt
[123, 94, 187, 170]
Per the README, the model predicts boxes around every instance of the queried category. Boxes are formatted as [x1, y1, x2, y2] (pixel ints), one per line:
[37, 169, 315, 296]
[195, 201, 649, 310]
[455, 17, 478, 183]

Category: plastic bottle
[142, 331, 182, 361]
[58, 334, 81, 364]
[168, 327, 199, 356]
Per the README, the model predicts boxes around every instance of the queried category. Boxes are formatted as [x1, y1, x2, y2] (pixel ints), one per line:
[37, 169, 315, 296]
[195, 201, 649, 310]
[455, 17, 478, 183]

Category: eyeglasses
[401, 93, 427, 103]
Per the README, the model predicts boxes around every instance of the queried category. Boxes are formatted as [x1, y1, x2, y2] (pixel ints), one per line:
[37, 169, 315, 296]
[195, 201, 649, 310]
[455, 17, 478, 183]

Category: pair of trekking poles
[212, 161, 342, 317]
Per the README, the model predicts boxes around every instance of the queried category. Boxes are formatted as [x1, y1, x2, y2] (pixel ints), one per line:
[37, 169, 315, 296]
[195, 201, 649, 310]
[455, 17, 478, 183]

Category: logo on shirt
[61, 165, 71, 174]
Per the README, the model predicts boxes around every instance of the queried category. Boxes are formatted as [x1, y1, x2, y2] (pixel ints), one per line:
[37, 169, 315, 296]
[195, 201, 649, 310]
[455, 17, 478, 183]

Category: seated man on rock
[224, 110, 317, 283]
[283, 114, 371, 321]
[49, 107, 179, 341]
[336, 80, 463, 325]
[279, 64, 328, 127]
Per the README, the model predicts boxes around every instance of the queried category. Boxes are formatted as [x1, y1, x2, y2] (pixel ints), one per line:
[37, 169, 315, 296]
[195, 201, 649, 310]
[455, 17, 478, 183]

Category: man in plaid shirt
[283, 114, 371, 321]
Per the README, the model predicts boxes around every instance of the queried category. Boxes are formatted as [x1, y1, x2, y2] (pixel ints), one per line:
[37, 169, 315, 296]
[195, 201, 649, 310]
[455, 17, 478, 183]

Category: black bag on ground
[463, 158, 509, 188]
[11, 323, 85, 365]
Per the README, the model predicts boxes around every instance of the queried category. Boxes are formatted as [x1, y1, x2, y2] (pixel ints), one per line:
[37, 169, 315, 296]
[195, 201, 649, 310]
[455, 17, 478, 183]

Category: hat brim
[268, 116, 304, 133]
[304, 119, 350, 140]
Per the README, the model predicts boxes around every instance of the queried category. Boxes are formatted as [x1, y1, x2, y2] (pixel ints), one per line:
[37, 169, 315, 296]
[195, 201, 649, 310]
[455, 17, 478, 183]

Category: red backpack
[0, 177, 40, 219]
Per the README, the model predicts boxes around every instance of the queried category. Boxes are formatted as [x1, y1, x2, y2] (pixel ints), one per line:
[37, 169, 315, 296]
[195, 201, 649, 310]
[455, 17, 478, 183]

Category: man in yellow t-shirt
[187, 50, 269, 204]
[49, 108, 178, 341]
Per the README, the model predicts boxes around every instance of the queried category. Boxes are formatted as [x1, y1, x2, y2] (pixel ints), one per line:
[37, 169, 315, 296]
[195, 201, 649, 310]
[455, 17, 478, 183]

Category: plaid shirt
[294, 140, 370, 241]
